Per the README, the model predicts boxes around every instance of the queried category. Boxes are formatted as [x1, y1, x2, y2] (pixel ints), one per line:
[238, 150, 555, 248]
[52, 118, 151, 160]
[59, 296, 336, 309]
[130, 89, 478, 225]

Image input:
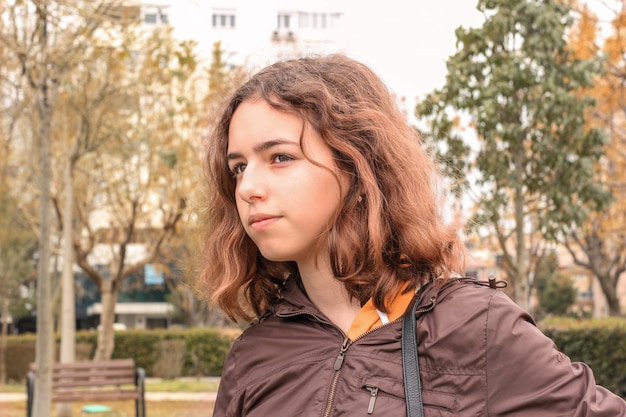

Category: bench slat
[52, 390, 140, 402]
[31, 359, 135, 371]
[53, 378, 137, 389]
[53, 369, 135, 380]
[54, 366, 135, 374]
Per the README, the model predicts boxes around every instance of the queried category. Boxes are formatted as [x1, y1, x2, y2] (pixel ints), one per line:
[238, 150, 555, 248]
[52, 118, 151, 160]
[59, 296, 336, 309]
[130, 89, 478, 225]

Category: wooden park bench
[26, 359, 145, 417]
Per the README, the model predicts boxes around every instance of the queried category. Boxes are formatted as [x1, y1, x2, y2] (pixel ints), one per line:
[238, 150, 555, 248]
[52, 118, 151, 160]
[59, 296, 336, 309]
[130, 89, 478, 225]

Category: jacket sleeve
[485, 291, 626, 416]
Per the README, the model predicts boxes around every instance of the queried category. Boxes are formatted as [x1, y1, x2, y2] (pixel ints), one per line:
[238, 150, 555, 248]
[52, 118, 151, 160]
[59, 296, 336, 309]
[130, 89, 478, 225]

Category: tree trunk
[33, 106, 54, 417]
[94, 279, 119, 361]
[597, 273, 622, 317]
[565, 232, 624, 317]
[512, 147, 530, 311]
[0, 296, 9, 385]
[513, 213, 530, 310]
[57, 157, 75, 417]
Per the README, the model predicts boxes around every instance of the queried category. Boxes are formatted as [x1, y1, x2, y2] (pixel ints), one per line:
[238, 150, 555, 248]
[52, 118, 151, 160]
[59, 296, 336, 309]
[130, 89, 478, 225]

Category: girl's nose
[236, 165, 266, 202]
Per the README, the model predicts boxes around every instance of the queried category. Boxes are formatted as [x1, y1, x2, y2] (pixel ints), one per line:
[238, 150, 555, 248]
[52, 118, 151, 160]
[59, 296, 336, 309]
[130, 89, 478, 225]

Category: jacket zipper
[274, 310, 348, 417]
[275, 296, 437, 417]
[323, 337, 351, 417]
[322, 315, 412, 417]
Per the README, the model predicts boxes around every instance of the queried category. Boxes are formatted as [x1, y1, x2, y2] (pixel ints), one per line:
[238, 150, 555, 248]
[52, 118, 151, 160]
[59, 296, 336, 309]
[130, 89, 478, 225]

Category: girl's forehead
[226, 100, 307, 149]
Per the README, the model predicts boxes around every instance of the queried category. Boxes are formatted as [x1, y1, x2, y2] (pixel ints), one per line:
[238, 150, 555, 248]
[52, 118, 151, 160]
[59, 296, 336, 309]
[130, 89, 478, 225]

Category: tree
[537, 272, 578, 316]
[416, 0, 609, 310]
[167, 40, 243, 329]
[162, 230, 231, 328]
[534, 252, 577, 317]
[0, 191, 36, 384]
[2, 3, 64, 415]
[50, 29, 135, 415]
[0, 9, 38, 382]
[0, 133, 37, 384]
[66, 26, 209, 360]
[0, 2, 128, 415]
[562, 2, 626, 316]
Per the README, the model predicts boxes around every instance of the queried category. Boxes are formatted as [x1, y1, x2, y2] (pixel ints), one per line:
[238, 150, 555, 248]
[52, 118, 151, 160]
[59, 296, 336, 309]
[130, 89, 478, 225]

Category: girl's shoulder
[419, 277, 532, 331]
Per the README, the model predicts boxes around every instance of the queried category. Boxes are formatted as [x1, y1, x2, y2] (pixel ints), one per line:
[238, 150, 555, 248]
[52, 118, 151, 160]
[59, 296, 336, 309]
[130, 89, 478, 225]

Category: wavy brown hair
[199, 54, 466, 321]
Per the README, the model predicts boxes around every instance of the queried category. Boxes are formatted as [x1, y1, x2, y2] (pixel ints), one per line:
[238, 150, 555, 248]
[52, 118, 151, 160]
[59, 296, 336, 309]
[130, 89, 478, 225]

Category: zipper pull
[365, 385, 379, 414]
[334, 338, 350, 370]
[333, 353, 345, 370]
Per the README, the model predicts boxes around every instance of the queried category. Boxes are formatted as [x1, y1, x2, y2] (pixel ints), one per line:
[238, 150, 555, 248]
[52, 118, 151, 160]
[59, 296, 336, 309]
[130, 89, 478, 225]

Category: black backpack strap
[402, 295, 424, 417]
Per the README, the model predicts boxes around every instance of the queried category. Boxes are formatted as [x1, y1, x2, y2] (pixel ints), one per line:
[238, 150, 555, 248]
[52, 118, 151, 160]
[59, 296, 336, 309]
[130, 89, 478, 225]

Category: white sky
[169, 0, 617, 120]
[339, 1, 484, 105]
[337, 0, 615, 110]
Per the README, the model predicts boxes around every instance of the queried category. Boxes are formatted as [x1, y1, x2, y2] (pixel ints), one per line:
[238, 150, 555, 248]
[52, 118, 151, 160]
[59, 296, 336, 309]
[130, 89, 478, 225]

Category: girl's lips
[248, 214, 280, 229]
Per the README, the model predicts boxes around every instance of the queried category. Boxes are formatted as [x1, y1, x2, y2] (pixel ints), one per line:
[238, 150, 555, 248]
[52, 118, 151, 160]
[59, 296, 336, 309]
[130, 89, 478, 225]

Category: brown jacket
[214, 277, 626, 416]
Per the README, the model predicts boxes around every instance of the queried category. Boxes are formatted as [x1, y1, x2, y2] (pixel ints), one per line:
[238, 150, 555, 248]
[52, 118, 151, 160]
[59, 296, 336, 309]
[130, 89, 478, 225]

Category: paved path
[0, 391, 217, 402]
[0, 393, 24, 402]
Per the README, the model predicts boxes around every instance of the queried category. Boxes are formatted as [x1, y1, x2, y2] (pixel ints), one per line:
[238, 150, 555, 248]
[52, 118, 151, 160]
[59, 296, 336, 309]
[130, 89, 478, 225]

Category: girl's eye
[272, 154, 293, 164]
[230, 163, 246, 177]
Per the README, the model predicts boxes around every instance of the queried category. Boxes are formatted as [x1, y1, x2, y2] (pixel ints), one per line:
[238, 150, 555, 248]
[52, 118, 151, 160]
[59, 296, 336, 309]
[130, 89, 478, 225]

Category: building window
[145, 264, 164, 285]
[296, 12, 341, 30]
[277, 14, 291, 29]
[299, 12, 309, 28]
[144, 13, 157, 24]
[143, 7, 168, 25]
[212, 12, 236, 29]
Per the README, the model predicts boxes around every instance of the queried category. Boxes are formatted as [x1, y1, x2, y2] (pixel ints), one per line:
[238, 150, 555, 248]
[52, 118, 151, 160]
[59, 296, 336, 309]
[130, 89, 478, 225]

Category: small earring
[357, 195, 363, 203]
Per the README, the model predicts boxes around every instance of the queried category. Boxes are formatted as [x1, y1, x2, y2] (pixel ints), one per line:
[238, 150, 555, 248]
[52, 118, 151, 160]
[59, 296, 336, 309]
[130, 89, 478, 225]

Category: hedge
[540, 317, 626, 398]
[1, 327, 240, 383]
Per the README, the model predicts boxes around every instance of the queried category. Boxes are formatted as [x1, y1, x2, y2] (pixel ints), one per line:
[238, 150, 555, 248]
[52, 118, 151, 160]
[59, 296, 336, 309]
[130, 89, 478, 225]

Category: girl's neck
[297, 258, 361, 334]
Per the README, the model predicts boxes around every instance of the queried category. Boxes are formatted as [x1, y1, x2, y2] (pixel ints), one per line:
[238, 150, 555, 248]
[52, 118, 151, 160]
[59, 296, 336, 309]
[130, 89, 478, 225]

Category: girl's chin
[258, 250, 293, 263]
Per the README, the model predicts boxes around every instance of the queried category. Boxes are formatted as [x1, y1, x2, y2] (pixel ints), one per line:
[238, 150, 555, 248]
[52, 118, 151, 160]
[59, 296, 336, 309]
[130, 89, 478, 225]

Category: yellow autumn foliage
[570, 2, 626, 242]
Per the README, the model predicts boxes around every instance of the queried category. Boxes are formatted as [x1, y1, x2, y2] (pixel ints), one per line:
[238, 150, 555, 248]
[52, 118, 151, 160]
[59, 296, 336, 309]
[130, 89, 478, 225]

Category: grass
[0, 385, 21, 393]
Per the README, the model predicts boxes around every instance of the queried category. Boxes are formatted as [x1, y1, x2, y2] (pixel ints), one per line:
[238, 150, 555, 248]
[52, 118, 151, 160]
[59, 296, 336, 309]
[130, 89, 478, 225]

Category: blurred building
[75, 262, 175, 331]
[133, 0, 349, 69]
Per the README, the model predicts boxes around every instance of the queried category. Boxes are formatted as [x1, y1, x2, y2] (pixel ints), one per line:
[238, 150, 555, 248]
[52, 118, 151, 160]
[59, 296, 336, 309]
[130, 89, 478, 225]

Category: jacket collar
[270, 275, 498, 321]
[272, 275, 326, 317]
[271, 274, 447, 317]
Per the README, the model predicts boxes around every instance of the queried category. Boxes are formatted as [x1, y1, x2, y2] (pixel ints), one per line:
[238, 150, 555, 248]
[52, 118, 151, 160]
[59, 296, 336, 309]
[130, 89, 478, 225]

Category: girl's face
[227, 99, 344, 268]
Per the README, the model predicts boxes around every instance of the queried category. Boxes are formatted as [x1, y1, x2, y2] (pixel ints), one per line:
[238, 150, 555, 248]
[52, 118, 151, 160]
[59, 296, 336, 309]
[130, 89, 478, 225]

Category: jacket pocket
[360, 375, 405, 415]
[360, 375, 459, 416]
[358, 376, 459, 417]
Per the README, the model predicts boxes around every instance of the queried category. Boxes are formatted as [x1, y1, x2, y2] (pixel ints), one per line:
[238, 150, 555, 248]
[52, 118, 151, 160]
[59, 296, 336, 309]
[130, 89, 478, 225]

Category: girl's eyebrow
[227, 139, 299, 160]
